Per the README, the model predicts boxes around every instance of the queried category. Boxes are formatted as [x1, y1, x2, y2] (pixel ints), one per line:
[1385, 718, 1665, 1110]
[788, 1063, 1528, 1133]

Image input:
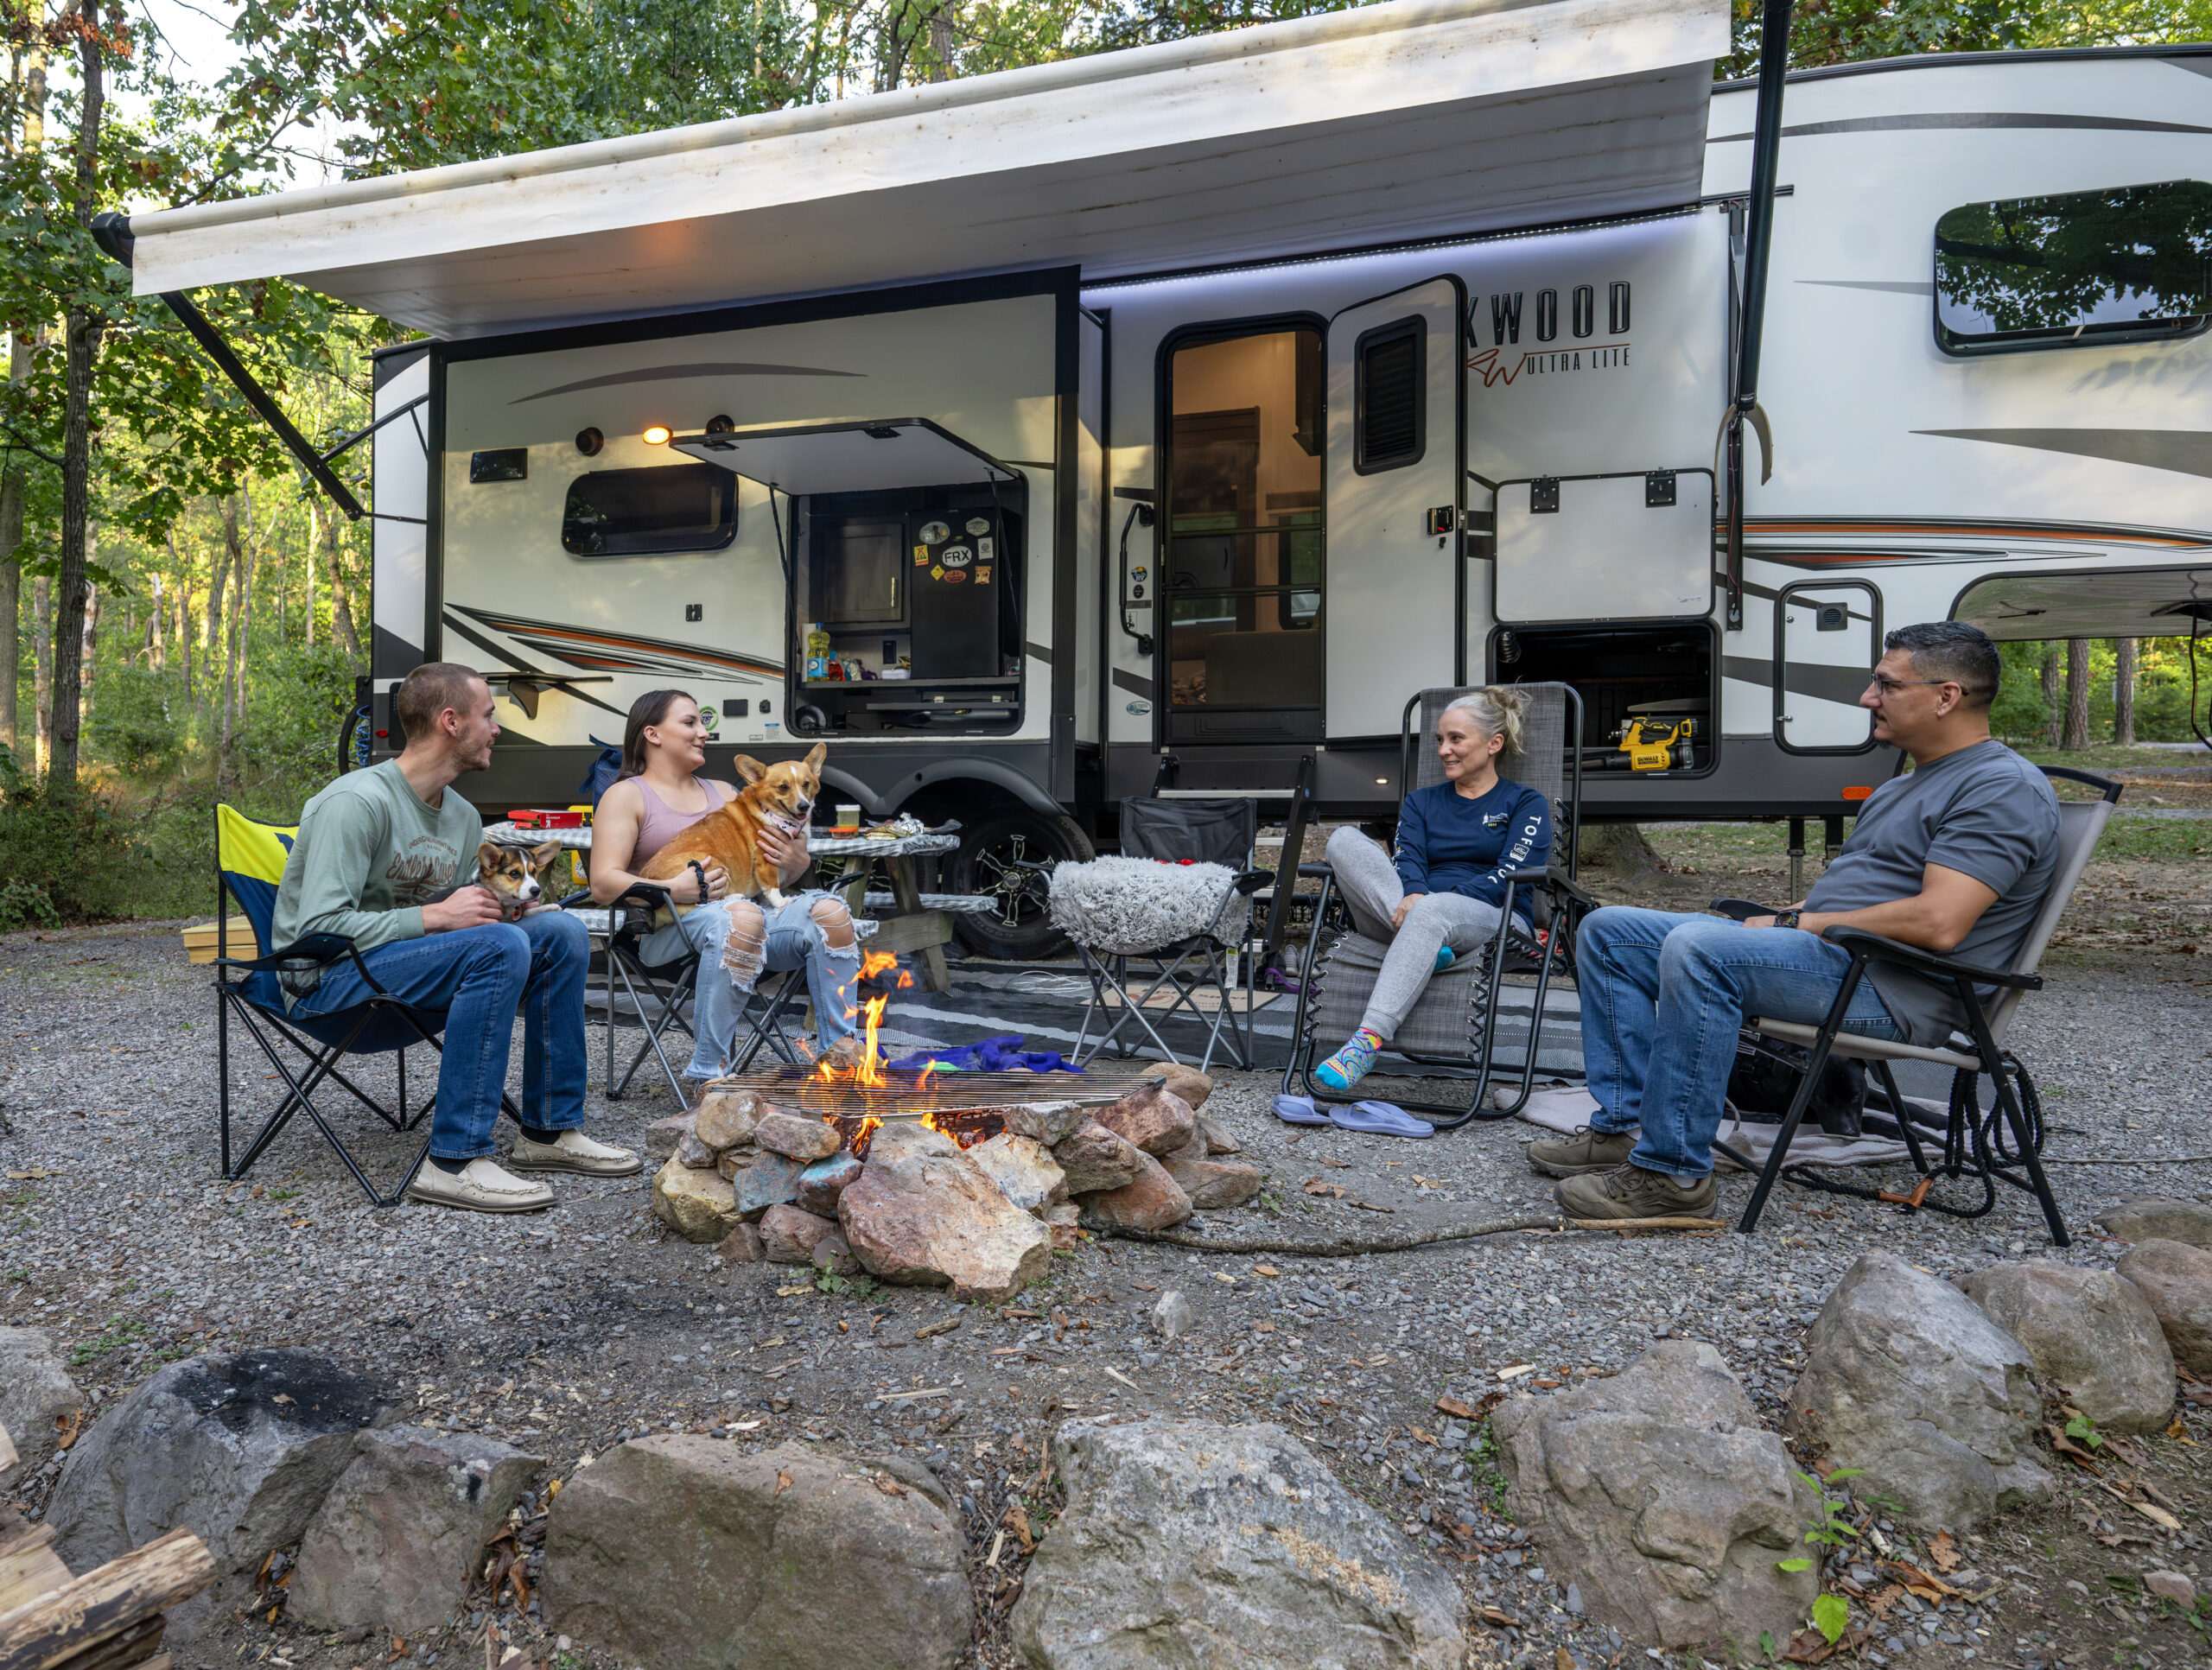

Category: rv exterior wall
[370, 353, 431, 692]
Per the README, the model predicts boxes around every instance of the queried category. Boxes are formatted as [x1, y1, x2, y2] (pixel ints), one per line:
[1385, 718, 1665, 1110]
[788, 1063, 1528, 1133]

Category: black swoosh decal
[510, 363, 863, 403]
[1112, 669, 1155, 700]
[1914, 429, 2212, 480]
[1712, 111, 2212, 142]
[1724, 656, 1874, 708]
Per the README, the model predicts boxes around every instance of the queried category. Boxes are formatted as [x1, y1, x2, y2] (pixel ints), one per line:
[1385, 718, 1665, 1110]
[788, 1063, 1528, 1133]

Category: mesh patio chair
[1057, 796, 1272, 1073]
[1283, 683, 1593, 1127]
[211, 804, 523, 1207]
[1727, 765, 2123, 1247]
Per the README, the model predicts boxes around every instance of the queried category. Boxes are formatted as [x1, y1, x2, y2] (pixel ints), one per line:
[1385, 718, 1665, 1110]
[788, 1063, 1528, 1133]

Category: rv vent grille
[1355, 317, 1425, 474]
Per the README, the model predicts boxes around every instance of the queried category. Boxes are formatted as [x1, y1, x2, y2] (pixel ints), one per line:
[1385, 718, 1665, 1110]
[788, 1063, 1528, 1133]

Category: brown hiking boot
[1525, 1126, 1637, 1178]
[1555, 1163, 1719, 1221]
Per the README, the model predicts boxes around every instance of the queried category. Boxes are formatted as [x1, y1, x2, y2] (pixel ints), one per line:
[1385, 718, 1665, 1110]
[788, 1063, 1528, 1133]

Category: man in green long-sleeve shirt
[273, 663, 639, 1212]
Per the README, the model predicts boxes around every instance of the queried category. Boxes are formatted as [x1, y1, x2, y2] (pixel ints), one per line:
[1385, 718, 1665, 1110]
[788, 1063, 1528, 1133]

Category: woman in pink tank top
[589, 690, 861, 1089]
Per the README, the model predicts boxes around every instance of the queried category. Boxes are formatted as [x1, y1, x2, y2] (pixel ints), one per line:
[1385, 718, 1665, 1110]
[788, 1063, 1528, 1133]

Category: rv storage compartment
[798, 485, 1022, 734]
[1492, 622, 1713, 774]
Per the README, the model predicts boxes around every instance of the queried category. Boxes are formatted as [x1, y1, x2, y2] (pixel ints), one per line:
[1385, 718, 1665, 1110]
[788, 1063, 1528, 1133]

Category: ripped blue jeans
[639, 890, 863, 1076]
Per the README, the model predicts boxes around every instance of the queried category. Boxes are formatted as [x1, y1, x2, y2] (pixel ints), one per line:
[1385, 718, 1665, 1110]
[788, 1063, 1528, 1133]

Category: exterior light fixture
[642, 425, 673, 446]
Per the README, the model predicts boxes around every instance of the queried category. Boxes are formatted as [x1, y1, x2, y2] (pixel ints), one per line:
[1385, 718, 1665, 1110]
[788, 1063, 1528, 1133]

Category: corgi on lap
[639, 743, 826, 908]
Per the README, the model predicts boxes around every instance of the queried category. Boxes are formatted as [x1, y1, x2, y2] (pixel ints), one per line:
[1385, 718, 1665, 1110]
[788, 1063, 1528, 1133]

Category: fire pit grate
[707, 1065, 1162, 1121]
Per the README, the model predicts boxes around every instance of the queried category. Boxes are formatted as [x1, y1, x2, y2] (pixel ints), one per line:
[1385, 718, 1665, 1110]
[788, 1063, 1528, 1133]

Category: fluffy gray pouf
[1048, 856, 1248, 954]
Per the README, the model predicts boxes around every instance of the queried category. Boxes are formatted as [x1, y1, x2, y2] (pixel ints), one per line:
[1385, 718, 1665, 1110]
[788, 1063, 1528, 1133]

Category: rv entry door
[1325, 276, 1465, 739]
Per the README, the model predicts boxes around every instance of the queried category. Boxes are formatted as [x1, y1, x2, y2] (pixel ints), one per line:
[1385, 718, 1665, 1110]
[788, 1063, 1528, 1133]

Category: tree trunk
[0, 328, 31, 755]
[2061, 638, 2091, 752]
[2113, 638, 2136, 746]
[79, 578, 99, 727]
[1581, 822, 1665, 882]
[201, 517, 230, 729]
[47, 33, 107, 785]
[33, 575, 52, 774]
[326, 511, 365, 669]
[217, 498, 243, 787]
[2040, 647, 2063, 748]
[232, 536, 257, 729]
[303, 501, 316, 647]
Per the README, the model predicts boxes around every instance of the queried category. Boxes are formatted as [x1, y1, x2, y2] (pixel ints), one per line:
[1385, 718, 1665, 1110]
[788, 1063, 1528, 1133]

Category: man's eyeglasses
[1865, 676, 1957, 695]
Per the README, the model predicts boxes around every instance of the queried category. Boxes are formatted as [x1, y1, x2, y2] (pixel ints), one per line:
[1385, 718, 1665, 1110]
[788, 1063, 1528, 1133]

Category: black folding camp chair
[1728, 765, 2123, 1247]
[1284, 683, 1594, 1127]
[1062, 797, 1272, 1073]
[212, 804, 524, 1208]
[567, 873, 819, 1106]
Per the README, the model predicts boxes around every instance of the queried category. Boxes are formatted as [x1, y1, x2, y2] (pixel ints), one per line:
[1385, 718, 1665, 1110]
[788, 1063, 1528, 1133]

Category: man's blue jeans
[1575, 907, 1903, 1180]
[292, 911, 589, 1161]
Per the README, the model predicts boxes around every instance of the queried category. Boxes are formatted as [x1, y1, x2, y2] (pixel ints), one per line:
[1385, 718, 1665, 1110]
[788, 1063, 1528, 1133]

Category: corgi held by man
[476, 841, 565, 920]
[639, 743, 827, 908]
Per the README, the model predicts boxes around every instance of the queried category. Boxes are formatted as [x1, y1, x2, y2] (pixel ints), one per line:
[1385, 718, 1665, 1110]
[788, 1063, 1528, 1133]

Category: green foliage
[2065, 1413, 2105, 1450]
[1810, 1592, 1849, 1647]
[0, 764, 152, 926]
[1777, 1557, 1815, 1572]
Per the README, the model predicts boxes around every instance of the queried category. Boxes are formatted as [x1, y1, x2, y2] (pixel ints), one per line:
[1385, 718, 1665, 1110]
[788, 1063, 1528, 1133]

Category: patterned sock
[1434, 945, 1456, 975]
[1316, 1025, 1386, 1093]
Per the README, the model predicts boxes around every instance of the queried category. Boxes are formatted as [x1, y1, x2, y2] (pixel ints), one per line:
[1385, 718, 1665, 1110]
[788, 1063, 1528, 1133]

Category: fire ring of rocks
[649, 1061, 1259, 1300]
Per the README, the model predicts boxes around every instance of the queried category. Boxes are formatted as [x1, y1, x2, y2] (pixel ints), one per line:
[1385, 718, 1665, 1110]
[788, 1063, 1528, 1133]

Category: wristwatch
[1774, 910, 1802, 930]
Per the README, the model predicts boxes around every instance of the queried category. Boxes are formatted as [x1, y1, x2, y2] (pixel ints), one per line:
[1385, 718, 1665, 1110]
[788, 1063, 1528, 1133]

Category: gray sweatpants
[1325, 827, 1503, 1041]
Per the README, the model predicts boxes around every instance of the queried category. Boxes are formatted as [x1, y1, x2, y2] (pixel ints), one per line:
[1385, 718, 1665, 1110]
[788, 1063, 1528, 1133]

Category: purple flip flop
[1328, 1100, 1435, 1139]
[1272, 1093, 1332, 1126]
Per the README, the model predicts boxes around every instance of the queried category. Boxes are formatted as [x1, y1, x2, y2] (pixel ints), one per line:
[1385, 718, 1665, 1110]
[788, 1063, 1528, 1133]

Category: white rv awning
[121, 0, 1726, 340]
[674, 419, 1020, 494]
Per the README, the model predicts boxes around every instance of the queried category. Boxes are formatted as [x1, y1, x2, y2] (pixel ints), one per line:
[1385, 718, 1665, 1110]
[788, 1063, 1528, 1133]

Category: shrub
[0, 745, 156, 924]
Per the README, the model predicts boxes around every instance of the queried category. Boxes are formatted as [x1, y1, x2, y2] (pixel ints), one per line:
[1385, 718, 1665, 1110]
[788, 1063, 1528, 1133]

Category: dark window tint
[811, 516, 906, 625]
[1935, 179, 2212, 355]
[562, 464, 737, 557]
[1355, 317, 1425, 472]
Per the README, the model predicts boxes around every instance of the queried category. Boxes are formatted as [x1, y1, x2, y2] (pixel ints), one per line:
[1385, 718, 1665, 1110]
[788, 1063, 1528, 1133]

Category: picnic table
[480, 821, 976, 992]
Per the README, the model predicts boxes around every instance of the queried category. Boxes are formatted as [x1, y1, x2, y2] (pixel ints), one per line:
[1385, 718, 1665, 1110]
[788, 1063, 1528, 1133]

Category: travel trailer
[105, 0, 2212, 956]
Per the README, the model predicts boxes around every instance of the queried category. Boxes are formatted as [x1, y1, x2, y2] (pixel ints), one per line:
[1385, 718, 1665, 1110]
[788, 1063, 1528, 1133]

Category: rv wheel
[950, 812, 1095, 962]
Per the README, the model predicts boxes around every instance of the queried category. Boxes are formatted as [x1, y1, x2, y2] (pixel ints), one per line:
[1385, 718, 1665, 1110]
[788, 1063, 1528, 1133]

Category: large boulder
[759, 1204, 843, 1267]
[47, 1349, 392, 1642]
[0, 1327, 82, 1492]
[837, 1124, 1053, 1300]
[1051, 1121, 1149, 1195]
[964, 1133, 1065, 1214]
[1074, 1149, 1194, 1233]
[653, 1156, 743, 1242]
[2095, 1197, 2212, 1249]
[1959, 1260, 2175, 1432]
[290, 1426, 542, 1636]
[1012, 1415, 1464, 1670]
[1094, 1084, 1198, 1156]
[2114, 1239, 2212, 1376]
[1787, 1252, 2051, 1530]
[545, 1436, 969, 1670]
[1492, 1341, 1819, 1651]
[1161, 1151, 1264, 1211]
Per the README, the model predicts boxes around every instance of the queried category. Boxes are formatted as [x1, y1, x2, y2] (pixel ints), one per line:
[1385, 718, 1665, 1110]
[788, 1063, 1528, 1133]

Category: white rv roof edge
[130, 0, 1563, 241]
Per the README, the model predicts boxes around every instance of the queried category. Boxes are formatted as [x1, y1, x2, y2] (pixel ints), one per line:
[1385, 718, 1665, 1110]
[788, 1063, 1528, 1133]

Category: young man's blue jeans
[291, 911, 589, 1162]
[1575, 907, 1903, 1180]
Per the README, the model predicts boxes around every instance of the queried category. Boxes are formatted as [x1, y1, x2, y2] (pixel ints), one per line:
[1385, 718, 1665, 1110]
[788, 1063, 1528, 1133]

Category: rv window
[1934, 179, 2212, 356]
[1354, 317, 1425, 473]
[561, 463, 738, 557]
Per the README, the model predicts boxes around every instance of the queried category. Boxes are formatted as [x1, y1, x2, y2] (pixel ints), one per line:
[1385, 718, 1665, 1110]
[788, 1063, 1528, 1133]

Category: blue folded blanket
[887, 1033, 1086, 1075]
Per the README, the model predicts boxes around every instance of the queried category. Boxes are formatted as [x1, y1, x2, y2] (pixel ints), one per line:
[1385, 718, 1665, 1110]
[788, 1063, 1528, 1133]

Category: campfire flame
[809, 950, 913, 1089]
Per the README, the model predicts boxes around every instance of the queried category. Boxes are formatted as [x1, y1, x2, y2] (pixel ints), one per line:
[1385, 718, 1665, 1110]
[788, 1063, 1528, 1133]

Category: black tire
[949, 811, 1095, 961]
[338, 702, 372, 775]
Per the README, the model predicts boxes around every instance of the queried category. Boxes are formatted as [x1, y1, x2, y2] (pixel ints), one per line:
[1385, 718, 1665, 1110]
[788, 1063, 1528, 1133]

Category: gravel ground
[3, 918, 2209, 1670]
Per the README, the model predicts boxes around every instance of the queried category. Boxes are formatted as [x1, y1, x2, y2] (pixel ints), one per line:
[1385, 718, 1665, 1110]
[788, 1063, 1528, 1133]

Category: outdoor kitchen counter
[481, 824, 969, 992]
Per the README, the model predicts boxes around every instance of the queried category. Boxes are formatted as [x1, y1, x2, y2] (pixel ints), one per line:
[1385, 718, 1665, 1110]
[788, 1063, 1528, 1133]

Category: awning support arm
[1723, 0, 1792, 633]
[159, 287, 370, 521]
[93, 205, 370, 523]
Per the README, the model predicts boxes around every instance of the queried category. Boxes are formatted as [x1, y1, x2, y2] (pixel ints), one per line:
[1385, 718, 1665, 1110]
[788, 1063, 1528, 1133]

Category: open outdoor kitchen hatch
[671, 419, 1029, 733]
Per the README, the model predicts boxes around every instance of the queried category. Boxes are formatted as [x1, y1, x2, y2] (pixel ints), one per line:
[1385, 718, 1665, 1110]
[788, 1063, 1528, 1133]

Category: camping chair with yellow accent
[213, 805, 524, 1207]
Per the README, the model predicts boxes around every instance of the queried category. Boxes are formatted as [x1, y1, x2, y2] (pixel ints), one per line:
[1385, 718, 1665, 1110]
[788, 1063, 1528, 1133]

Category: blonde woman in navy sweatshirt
[1314, 688, 1551, 1093]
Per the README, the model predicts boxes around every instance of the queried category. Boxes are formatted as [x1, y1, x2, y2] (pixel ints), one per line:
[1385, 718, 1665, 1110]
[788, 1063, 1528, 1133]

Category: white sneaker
[506, 1128, 643, 1177]
[405, 1157, 556, 1214]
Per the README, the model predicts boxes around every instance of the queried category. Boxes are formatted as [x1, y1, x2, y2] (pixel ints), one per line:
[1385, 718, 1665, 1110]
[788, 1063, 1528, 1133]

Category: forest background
[1, 0, 2208, 928]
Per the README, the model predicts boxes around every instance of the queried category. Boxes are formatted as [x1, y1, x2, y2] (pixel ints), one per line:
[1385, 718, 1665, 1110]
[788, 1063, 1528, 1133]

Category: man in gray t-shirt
[1528, 622, 2062, 1222]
